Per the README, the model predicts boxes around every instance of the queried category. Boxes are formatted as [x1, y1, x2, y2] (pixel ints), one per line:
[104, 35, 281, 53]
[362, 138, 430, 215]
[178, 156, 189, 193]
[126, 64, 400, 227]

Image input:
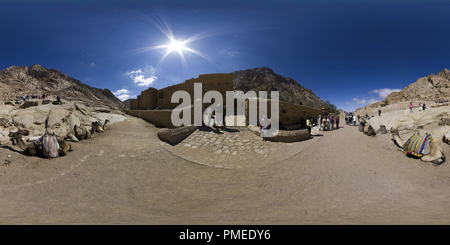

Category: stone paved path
[166, 126, 321, 169]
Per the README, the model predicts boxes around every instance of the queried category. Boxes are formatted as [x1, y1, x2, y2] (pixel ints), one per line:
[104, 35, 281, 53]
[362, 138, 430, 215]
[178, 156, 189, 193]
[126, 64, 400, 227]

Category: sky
[1, 0, 450, 112]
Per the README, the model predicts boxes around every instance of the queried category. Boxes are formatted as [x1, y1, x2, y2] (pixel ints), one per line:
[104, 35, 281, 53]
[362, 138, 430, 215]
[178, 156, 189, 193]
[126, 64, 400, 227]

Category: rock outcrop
[0, 64, 124, 110]
[0, 101, 127, 145]
[233, 67, 325, 108]
[364, 69, 450, 110]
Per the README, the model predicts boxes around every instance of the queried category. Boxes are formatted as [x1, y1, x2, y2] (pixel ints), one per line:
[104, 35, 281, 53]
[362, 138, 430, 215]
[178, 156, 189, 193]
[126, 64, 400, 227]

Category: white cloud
[352, 97, 380, 105]
[127, 67, 157, 87]
[90, 62, 95, 67]
[345, 87, 401, 108]
[369, 88, 401, 100]
[113, 88, 133, 101]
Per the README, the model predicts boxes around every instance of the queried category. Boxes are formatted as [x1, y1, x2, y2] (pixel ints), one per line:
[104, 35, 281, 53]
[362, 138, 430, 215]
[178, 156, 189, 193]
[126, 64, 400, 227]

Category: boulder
[1, 130, 9, 137]
[19, 100, 41, 108]
[19, 128, 30, 136]
[0, 116, 12, 127]
[0, 135, 10, 145]
[439, 118, 450, 126]
[46, 106, 70, 136]
[12, 107, 48, 137]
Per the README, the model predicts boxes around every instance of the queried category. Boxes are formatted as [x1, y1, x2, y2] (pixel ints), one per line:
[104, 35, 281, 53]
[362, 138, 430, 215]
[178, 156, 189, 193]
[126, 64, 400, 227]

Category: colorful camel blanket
[405, 133, 433, 157]
[34, 137, 43, 149]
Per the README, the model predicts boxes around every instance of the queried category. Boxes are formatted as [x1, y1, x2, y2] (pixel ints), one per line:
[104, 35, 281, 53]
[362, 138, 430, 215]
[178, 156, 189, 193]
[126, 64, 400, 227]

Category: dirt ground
[1, 115, 450, 224]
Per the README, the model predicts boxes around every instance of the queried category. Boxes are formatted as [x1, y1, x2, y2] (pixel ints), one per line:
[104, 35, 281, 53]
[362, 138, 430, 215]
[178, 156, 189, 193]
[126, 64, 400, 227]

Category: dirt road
[1, 116, 450, 224]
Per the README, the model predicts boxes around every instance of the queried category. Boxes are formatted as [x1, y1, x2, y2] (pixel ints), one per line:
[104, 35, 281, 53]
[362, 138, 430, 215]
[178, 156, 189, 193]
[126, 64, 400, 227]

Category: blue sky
[1, 0, 450, 112]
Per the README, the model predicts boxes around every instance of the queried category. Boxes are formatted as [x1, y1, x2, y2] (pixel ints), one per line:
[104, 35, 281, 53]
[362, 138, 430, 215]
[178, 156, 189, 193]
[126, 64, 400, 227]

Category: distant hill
[0, 64, 124, 110]
[385, 68, 450, 103]
[233, 67, 326, 109]
[363, 68, 450, 109]
[122, 98, 131, 108]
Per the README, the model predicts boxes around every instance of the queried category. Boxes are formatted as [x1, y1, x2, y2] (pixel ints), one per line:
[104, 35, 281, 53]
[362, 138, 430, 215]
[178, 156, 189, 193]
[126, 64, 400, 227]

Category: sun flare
[133, 16, 225, 71]
[168, 40, 185, 52]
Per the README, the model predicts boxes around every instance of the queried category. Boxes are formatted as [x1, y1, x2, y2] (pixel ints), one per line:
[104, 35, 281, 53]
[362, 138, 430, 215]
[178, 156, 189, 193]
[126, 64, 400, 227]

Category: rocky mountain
[385, 68, 450, 104]
[233, 67, 325, 108]
[0, 64, 124, 110]
[363, 68, 450, 109]
[122, 98, 131, 108]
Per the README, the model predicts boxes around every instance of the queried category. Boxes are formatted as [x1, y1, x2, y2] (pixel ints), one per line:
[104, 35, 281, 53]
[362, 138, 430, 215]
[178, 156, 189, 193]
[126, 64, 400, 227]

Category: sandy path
[1, 116, 450, 224]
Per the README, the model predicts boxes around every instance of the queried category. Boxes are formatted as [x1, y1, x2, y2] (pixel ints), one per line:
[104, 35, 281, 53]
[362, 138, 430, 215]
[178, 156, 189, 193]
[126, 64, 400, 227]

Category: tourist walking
[423, 103, 426, 111]
[410, 102, 413, 113]
[318, 115, 322, 131]
[336, 116, 339, 129]
[322, 117, 327, 131]
[353, 115, 357, 126]
[378, 109, 381, 116]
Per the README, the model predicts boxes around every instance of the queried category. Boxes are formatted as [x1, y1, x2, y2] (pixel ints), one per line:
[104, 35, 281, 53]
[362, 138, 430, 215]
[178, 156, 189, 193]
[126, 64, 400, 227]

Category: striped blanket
[405, 133, 433, 157]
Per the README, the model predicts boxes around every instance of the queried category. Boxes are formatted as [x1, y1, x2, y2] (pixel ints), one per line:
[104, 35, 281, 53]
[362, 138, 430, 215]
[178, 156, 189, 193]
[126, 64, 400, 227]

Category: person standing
[423, 103, 426, 111]
[306, 118, 312, 134]
[353, 115, 357, 126]
[336, 116, 339, 129]
[410, 102, 413, 113]
[318, 115, 322, 131]
[223, 104, 226, 126]
[260, 115, 270, 140]
[331, 116, 334, 130]
[378, 109, 381, 116]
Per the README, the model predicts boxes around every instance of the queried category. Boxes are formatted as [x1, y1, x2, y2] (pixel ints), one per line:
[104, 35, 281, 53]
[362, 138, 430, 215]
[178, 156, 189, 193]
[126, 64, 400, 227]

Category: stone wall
[128, 97, 325, 129]
[127, 110, 176, 128]
[129, 72, 234, 110]
[139, 87, 157, 110]
[128, 72, 325, 129]
[126, 105, 196, 128]
[244, 98, 325, 127]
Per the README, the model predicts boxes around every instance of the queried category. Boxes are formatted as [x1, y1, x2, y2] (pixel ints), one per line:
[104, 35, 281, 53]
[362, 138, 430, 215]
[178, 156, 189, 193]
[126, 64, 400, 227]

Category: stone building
[129, 72, 234, 110]
[127, 71, 327, 128]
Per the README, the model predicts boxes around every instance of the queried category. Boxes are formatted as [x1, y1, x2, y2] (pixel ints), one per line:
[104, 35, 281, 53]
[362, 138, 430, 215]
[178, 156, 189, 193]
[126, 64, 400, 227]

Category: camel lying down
[92, 119, 109, 133]
[392, 131, 445, 164]
[11, 132, 72, 157]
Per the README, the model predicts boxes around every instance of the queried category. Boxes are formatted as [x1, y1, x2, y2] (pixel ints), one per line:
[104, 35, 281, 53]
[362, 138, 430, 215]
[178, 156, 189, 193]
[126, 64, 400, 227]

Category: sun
[168, 40, 185, 52]
[133, 16, 224, 71]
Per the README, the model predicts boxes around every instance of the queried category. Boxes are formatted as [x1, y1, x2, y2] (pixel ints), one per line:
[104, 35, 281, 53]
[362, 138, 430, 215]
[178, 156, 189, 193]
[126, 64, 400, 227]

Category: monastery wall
[129, 72, 233, 110]
[244, 98, 326, 127]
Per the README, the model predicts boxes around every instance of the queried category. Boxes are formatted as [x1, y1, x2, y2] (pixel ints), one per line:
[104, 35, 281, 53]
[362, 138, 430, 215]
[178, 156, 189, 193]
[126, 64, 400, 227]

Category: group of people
[15, 93, 47, 104]
[410, 102, 426, 112]
[345, 113, 373, 126]
[314, 115, 340, 131]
